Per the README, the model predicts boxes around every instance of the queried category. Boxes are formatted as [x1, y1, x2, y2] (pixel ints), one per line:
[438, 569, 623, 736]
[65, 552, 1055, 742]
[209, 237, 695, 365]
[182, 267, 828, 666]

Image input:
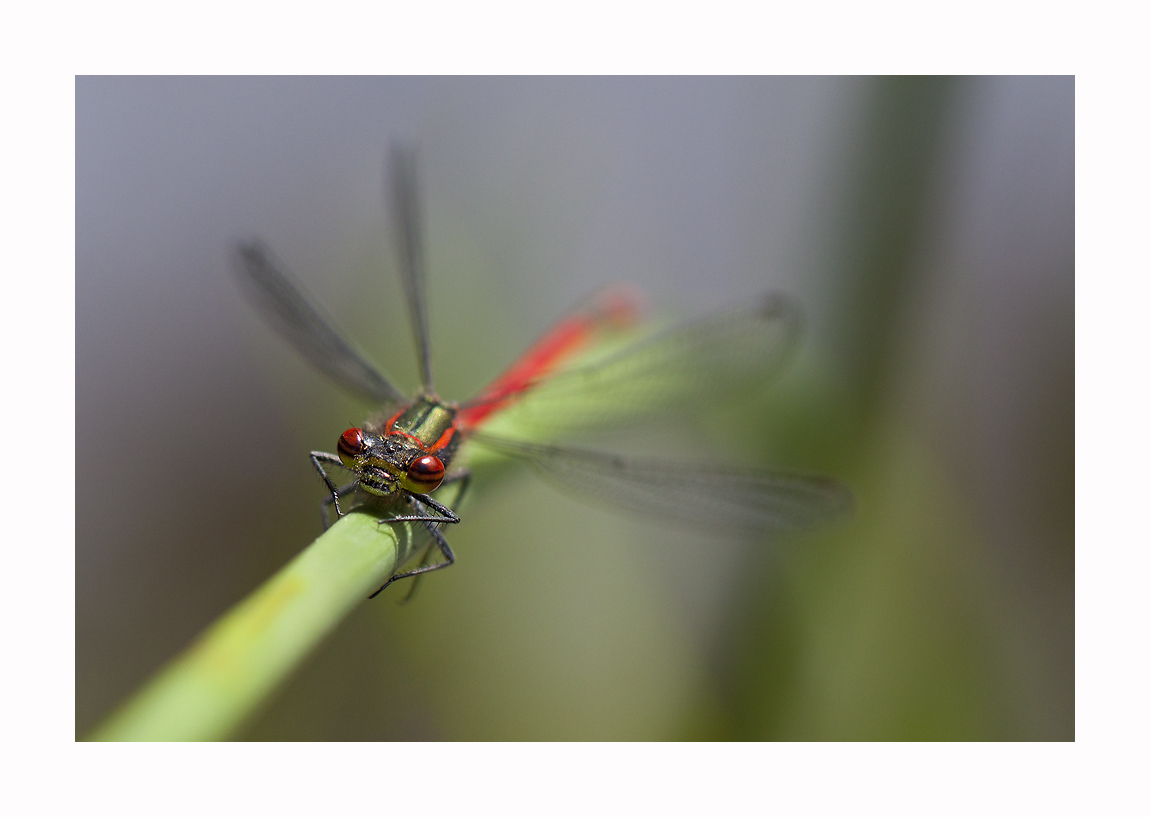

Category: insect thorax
[379, 398, 457, 455]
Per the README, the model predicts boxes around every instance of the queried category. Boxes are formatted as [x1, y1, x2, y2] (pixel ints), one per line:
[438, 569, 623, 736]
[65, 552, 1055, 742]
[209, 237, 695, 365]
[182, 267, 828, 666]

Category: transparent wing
[234, 240, 407, 406]
[472, 433, 851, 535]
[496, 292, 802, 434]
[387, 144, 434, 392]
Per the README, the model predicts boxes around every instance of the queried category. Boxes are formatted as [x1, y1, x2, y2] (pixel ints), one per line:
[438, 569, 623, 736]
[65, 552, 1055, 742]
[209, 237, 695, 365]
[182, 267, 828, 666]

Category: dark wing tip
[758, 291, 803, 325]
[232, 239, 276, 284]
[234, 237, 266, 258]
[387, 143, 420, 205]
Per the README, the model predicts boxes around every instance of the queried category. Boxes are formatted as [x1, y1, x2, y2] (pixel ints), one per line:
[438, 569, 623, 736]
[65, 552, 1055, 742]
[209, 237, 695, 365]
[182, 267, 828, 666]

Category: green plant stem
[85, 332, 641, 741]
[88, 510, 425, 741]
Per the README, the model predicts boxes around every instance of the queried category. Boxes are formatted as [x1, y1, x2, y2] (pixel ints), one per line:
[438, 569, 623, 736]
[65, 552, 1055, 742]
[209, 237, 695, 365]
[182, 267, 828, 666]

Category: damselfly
[235, 147, 850, 599]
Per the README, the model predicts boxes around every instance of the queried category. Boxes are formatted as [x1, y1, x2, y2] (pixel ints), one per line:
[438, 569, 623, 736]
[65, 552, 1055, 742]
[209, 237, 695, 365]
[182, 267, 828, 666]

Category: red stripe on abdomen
[457, 285, 643, 428]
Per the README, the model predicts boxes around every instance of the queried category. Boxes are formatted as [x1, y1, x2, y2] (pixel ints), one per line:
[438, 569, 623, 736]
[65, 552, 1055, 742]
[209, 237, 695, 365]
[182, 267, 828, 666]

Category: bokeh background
[77, 76, 1073, 740]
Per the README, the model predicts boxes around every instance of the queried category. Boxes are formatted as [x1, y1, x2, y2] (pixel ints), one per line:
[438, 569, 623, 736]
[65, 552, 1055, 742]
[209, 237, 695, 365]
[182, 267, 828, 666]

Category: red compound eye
[405, 455, 445, 494]
[337, 427, 365, 467]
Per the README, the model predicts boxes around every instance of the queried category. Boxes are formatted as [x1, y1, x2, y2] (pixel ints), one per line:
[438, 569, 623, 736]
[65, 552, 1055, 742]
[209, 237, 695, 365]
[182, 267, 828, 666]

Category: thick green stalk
[89, 511, 425, 741]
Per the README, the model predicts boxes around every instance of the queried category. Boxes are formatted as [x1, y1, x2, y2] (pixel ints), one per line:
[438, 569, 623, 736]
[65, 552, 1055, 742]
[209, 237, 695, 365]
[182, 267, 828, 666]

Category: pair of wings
[235, 148, 429, 408]
[234, 149, 850, 535]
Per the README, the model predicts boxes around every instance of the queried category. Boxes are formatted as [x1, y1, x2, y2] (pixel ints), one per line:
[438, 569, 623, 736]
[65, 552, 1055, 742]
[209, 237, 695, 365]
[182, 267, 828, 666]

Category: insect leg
[383, 491, 461, 525]
[383, 477, 469, 602]
[438, 469, 472, 511]
[369, 504, 456, 599]
[321, 482, 359, 530]
[399, 543, 436, 604]
[310, 450, 354, 516]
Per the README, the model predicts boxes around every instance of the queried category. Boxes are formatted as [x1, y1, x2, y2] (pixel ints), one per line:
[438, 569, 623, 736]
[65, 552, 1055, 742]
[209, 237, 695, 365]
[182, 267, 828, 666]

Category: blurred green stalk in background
[699, 77, 1071, 739]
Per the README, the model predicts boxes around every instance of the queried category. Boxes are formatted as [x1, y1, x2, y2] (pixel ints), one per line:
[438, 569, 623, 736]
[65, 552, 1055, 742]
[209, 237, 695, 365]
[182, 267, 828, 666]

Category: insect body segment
[383, 397, 459, 455]
[456, 285, 643, 428]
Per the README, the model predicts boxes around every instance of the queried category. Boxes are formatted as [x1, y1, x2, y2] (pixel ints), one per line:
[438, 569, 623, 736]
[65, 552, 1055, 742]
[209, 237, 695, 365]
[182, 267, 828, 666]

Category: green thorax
[387, 396, 458, 453]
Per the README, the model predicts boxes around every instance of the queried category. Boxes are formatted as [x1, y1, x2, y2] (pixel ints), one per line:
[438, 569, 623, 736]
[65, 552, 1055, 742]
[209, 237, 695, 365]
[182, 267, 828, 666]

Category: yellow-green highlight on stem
[89, 510, 426, 741]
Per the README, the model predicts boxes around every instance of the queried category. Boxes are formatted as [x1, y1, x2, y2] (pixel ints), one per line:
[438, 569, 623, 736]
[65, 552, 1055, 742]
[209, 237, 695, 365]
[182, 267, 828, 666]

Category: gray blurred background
[76, 76, 1073, 740]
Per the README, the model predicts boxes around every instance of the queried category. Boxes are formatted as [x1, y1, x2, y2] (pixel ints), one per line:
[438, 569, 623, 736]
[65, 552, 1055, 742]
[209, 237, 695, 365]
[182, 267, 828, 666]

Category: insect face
[338, 425, 444, 498]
